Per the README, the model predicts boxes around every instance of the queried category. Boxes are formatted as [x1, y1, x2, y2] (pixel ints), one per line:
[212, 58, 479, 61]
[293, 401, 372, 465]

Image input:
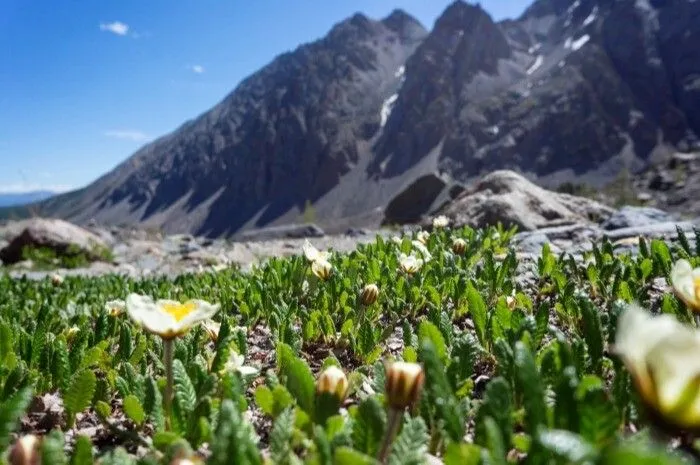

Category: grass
[0, 223, 699, 463]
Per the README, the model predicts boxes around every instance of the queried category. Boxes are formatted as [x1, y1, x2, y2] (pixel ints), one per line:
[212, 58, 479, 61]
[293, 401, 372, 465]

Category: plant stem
[377, 407, 403, 464]
[163, 337, 174, 431]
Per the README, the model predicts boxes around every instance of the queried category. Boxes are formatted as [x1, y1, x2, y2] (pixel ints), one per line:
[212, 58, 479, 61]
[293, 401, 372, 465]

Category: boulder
[427, 170, 616, 231]
[0, 218, 111, 265]
[236, 223, 325, 242]
[382, 173, 447, 225]
[601, 206, 678, 230]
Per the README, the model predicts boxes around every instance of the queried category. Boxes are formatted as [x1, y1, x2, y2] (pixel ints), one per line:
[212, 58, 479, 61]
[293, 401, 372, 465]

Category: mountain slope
[22, 0, 700, 237]
[0, 190, 55, 208]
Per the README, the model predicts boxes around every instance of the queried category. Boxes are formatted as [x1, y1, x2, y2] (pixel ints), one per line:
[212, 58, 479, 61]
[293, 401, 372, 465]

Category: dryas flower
[613, 302, 700, 431]
[391, 235, 403, 245]
[412, 240, 432, 262]
[311, 258, 333, 281]
[452, 238, 467, 255]
[9, 434, 41, 465]
[50, 273, 64, 286]
[303, 239, 330, 263]
[360, 284, 380, 306]
[223, 351, 259, 377]
[399, 253, 423, 275]
[670, 258, 700, 311]
[316, 366, 349, 401]
[432, 215, 450, 228]
[125, 293, 220, 340]
[202, 319, 221, 342]
[416, 231, 430, 245]
[385, 361, 425, 410]
[105, 299, 126, 316]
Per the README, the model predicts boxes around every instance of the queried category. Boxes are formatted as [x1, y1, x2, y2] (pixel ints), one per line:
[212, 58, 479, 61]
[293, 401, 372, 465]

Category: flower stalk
[164, 338, 175, 431]
[377, 407, 403, 464]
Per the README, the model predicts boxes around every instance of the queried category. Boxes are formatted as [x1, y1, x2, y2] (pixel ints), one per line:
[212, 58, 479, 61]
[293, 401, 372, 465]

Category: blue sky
[0, 0, 528, 193]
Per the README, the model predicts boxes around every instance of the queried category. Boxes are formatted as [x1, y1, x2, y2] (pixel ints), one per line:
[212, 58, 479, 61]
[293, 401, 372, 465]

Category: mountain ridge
[11, 0, 700, 237]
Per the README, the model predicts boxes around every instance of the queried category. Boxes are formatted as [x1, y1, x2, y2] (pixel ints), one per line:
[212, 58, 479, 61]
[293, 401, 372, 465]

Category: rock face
[382, 173, 447, 225]
[15, 0, 700, 237]
[0, 218, 110, 265]
[428, 170, 615, 231]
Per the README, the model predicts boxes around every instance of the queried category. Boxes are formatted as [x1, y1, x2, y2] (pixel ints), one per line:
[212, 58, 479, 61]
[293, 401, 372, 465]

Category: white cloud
[99, 21, 129, 36]
[0, 182, 74, 194]
[104, 130, 151, 142]
[190, 64, 205, 74]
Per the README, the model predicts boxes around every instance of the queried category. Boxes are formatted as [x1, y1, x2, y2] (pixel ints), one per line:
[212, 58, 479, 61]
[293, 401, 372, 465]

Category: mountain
[0, 190, 56, 208]
[18, 0, 700, 237]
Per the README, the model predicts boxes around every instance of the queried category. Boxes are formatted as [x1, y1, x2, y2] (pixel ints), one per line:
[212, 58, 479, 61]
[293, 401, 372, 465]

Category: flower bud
[9, 435, 41, 465]
[316, 366, 349, 401]
[311, 259, 333, 281]
[360, 284, 379, 306]
[202, 319, 221, 343]
[432, 215, 450, 228]
[50, 273, 63, 286]
[385, 362, 424, 410]
[416, 231, 429, 245]
[452, 238, 467, 255]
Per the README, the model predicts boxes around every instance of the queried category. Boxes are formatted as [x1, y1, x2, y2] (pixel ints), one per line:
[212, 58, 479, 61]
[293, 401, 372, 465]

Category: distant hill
[0, 190, 56, 208]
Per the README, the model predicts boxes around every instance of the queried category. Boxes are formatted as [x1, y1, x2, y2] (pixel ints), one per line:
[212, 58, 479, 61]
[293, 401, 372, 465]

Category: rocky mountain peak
[381, 9, 426, 41]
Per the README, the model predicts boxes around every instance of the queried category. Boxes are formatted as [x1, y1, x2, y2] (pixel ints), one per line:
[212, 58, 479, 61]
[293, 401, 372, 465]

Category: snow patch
[380, 94, 398, 127]
[526, 55, 544, 75]
[528, 43, 541, 54]
[567, 0, 581, 13]
[565, 34, 590, 51]
[583, 6, 598, 26]
[394, 65, 405, 78]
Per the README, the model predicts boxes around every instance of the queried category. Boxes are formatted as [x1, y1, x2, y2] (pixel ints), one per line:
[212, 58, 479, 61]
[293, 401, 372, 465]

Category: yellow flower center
[162, 301, 197, 321]
[693, 277, 700, 303]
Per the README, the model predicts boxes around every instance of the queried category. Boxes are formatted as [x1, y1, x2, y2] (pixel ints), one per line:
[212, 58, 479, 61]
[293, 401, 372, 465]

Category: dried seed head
[360, 284, 379, 306]
[316, 366, 349, 401]
[385, 361, 425, 410]
[452, 238, 467, 255]
[9, 435, 41, 465]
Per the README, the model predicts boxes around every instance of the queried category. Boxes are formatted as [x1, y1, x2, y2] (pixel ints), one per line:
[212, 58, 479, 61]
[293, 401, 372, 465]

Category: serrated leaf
[63, 369, 97, 427]
[172, 358, 197, 417]
[144, 377, 165, 432]
[70, 435, 94, 465]
[333, 447, 379, 465]
[514, 341, 547, 434]
[387, 416, 429, 465]
[466, 281, 487, 347]
[41, 429, 68, 465]
[578, 385, 620, 448]
[0, 385, 33, 450]
[254, 385, 274, 416]
[270, 407, 296, 465]
[123, 394, 146, 426]
[578, 298, 604, 374]
[276, 343, 315, 416]
[351, 396, 386, 457]
[418, 320, 447, 364]
[443, 443, 483, 465]
[475, 377, 512, 449]
[209, 399, 262, 465]
[536, 429, 598, 464]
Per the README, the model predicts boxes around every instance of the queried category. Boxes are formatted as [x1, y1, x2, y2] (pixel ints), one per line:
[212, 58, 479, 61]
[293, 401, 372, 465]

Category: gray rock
[515, 231, 561, 255]
[0, 218, 111, 265]
[428, 170, 615, 231]
[602, 206, 678, 230]
[237, 223, 325, 242]
[603, 220, 700, 240]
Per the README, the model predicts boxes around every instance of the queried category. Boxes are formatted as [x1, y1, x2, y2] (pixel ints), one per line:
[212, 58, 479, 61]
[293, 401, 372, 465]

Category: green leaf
[172, 358, 197, 417]
[123, 394, 146, 426]
[578, 298, 604, 375]
[269, 407, 297, 465]
[483, 416, 507, 465]
[63, 369, 97, 427]
[144, 377, 165, 432]
[0, 385, 33, 450]
[254, 385, 275, 416]
[209, 399, 262, 465]
[466, 281, 487, 347]
[537, 429, 598, 463]
[276, 343, 316, 416]
[333, 447, 380, 465]
[41, 429, 68, 465]
[387, 416, 429, 465]
[578, 384, 620, 448]
[475, 377, 512, 449]
[600, 442, 687, 464]
[514, 341, 547, 434]
[418, 320, 447, 364]
[351, 396, 386, 457]
[70, 435, 94, 465]
[443, 443, 483, 465]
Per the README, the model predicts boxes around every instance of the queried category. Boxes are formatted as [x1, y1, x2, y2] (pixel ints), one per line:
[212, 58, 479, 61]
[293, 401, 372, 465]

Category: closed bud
[452, 238, 467, 255]
[316, 366, 349, 401]
[360, 284, 379, 306]
[385, 361, 425, 410]
[9, 435, 41, 465]
[50, 274, 63, 286]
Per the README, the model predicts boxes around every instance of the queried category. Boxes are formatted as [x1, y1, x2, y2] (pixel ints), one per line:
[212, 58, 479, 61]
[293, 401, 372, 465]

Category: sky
[0, 0, 529, 193]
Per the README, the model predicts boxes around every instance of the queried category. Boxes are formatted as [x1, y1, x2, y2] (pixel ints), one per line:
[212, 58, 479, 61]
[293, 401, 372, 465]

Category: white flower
[614, 302, 700, 430]
[432, 215, 450, 228]
[670, 258, 700, 311]
[224, 351, 259, 377]
[302, 239, 330, 263]
[399, 253, 423, 274]
[411, 240, 432, 262]
[105, 299, 126, 316]
[311, 258, 333, 280]
[416, 231, 430, 245]
[391, 235, 403, 245]
[202, 319, 221, 342]
[125, 293, 220, 340]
